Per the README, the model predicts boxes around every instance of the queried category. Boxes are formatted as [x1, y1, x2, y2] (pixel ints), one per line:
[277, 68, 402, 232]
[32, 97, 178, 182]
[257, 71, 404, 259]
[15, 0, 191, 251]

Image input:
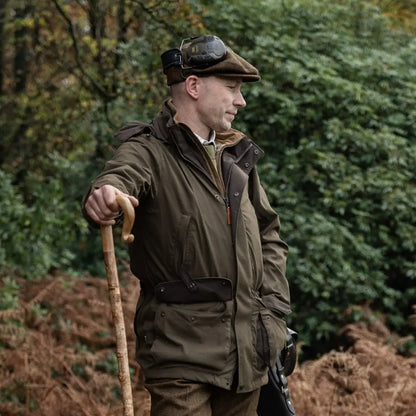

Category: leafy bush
[0, 166, 87, 278]
[0, 276, 20, 311]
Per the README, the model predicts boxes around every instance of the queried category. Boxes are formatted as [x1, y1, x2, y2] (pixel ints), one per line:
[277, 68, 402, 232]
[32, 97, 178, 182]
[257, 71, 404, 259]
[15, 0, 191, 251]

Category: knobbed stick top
[115, 194, 136, 243]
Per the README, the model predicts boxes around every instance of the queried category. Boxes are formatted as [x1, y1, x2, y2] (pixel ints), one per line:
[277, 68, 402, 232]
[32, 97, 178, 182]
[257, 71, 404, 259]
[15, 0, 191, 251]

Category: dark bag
[257, 328, 297, 416]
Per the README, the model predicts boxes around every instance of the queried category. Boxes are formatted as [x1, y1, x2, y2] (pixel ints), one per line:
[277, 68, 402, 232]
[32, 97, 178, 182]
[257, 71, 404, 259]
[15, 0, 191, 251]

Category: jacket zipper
[175, 132, 243, 227]
[224, 196, 231, 225]
[216, 145, 233, 226]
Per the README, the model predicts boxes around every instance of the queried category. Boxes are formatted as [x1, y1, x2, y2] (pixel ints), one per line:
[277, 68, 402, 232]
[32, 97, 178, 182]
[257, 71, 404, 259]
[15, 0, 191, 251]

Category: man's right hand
[85, 185, 139, 226]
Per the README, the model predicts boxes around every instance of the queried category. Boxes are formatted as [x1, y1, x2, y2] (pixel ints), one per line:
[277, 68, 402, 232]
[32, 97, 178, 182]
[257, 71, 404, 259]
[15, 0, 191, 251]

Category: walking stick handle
[116, 194, 135, 243]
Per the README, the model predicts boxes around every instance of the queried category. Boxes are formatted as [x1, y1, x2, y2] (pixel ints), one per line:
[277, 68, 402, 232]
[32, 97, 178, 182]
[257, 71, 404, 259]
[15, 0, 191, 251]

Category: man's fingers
[85, 185, 138, 226]
[127, 194, 139, 207]
[97, 218, 116, 226]
[91, 192, 116, 218]
[85, 186, 119, 224]
[101, 186, 122, 213]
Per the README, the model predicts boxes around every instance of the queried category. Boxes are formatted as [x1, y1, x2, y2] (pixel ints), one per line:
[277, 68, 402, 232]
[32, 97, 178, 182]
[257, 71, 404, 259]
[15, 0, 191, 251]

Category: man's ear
[184, 75, 201, 100]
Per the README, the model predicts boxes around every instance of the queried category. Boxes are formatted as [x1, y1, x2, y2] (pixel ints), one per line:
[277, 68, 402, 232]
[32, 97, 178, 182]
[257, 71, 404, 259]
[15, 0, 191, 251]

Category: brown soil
[1, 271, 415, 416]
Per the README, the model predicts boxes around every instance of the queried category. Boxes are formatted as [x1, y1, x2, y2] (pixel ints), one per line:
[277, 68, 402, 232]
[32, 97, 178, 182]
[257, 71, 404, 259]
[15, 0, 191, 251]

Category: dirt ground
[1, 270, 415, 416]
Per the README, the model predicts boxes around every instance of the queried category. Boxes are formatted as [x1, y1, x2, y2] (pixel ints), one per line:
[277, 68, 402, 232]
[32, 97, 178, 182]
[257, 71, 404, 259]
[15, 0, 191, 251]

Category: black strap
[257, 357, 296, 416]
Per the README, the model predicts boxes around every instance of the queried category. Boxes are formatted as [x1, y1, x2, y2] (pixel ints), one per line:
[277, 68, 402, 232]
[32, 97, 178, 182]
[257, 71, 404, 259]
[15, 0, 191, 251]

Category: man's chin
[217, 122, 232, 132]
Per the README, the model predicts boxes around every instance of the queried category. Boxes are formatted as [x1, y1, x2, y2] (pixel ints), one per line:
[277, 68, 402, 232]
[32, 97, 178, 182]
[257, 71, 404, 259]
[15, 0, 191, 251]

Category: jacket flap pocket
[155, 277, 233, 303]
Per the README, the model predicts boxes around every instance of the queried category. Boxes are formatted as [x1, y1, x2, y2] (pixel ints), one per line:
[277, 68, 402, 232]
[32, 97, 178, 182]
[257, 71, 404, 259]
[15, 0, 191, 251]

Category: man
[82, 35, 291, 416]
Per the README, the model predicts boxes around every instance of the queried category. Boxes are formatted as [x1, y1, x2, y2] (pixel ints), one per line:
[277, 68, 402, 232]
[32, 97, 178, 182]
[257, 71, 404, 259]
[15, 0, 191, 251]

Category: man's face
[196, 76, 246, 133]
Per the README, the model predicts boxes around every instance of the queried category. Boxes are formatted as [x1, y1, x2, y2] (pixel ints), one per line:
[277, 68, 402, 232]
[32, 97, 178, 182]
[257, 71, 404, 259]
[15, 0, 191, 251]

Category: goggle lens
[180, 36, 227, 69]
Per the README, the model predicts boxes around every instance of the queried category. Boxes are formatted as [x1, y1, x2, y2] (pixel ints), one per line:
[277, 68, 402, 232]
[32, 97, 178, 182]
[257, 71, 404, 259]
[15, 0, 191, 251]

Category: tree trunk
[14, 0, 32, 93]
[114, 0, 126, 70]
[0, 0, 8, 95]
[88, 0, 108, 69]
[111, 0, 126, 94]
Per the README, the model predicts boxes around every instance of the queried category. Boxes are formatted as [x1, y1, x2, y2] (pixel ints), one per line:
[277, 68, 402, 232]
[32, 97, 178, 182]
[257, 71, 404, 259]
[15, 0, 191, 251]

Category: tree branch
[51, 0, 115, 100]
[131, 0, 187, 36]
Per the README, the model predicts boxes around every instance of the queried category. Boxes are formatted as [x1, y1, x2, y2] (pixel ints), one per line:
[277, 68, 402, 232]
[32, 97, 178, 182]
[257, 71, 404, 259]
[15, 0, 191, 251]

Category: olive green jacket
[82, 100, 291, 393]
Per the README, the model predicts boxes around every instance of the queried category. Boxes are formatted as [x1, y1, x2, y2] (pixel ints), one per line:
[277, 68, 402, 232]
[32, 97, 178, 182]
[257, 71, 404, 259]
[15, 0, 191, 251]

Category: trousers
[145, 378, 261, 416]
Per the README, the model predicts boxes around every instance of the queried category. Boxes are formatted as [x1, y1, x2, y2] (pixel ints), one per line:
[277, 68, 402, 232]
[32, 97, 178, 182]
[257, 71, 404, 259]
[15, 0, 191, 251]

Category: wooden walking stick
[101, 194, 136, 416]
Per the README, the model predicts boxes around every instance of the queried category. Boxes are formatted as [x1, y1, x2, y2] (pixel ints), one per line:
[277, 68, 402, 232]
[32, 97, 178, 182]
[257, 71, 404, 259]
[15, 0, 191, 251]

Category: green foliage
[0, 276, 20, 310]
[0, 379, 38, 409]
[1, 0, 416, 358]
[71, 361, 87, 379]
[0, 166, 87, 278]
[96, 352, 119, 376]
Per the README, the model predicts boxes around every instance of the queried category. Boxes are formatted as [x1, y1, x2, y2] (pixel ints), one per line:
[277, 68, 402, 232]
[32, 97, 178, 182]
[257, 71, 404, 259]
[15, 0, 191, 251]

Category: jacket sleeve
[250, 168, 291, 317]
[81, 136, 160, 226]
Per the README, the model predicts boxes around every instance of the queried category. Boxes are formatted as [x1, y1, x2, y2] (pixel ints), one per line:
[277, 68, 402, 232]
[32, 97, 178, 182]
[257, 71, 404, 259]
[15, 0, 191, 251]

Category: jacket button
[161, 312, 166, 317]
[244, 162, 250, 168]
[234, 192, 239, 197]
[215, 194, 221, 200]
[254, 149, 259, 155]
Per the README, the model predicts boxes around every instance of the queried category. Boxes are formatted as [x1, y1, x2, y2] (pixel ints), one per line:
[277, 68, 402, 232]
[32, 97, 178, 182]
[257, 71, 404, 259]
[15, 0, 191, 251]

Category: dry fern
[1, 274, 414, 416]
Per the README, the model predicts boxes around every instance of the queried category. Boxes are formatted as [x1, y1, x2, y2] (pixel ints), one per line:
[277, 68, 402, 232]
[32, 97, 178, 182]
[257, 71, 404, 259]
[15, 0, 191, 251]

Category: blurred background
[1, 0, 415, 374]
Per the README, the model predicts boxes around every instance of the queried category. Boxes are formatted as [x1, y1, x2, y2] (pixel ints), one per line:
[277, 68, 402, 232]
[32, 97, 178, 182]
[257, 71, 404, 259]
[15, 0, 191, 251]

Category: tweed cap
[162, 35, 260, 86]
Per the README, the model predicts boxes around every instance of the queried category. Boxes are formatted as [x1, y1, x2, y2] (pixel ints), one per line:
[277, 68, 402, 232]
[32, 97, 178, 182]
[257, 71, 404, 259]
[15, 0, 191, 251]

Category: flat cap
[162, 35, 260, 86]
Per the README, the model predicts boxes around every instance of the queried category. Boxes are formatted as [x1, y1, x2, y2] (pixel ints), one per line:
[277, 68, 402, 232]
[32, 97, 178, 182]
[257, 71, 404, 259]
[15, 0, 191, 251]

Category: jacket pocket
[169, 214, 195, 272]
[254, 308, 286, 369]
[256, 313, 270, 369]
[151, 300, 233, 373]
[134, 297, 156, 350]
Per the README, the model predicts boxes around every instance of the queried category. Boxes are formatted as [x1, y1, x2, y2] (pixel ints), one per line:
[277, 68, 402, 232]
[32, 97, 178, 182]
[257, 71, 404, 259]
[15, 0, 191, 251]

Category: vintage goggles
[161, 35, 228, 74]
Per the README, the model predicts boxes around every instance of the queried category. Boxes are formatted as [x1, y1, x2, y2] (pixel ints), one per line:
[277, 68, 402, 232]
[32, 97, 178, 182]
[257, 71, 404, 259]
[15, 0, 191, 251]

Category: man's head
[161, 35, 260, 86]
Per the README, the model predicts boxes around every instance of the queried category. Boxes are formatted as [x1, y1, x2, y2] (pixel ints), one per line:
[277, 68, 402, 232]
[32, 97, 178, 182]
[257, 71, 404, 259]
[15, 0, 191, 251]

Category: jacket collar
[114, 98, 264, 168]
[156, 99, 259, 152]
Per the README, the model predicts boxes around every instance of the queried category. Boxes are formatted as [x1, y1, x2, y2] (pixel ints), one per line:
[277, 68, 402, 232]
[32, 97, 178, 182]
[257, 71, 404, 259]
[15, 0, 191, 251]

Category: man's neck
[174, 107, 211, 141]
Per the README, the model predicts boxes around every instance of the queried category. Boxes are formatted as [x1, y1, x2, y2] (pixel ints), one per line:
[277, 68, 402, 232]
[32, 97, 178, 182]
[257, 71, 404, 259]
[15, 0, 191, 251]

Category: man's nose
[235, 91, 246, 108]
